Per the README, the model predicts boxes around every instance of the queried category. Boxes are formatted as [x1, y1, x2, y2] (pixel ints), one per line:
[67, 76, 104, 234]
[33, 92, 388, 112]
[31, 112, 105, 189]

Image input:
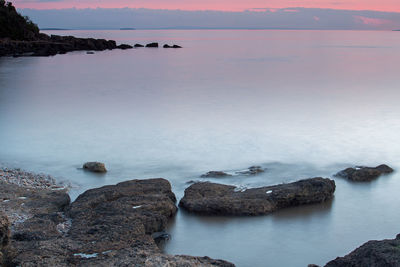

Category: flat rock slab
[3, 178, 234, 266]
[324, 234, 400, 267]
[179, 178, 335, 216]
[335, 164, 393, 182]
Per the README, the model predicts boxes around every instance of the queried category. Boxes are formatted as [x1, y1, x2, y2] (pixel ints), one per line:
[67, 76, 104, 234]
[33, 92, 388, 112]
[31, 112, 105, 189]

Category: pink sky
[13, 0, 400, 12]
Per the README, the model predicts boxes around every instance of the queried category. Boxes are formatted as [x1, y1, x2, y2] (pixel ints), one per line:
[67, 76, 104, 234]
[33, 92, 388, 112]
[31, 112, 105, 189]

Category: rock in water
[82, 162, 107, 173]
[236, 166, 265, 175]
[324, 234, 400, 267]
[134, 43, 144, 47]
[5, 178, 234, 266]
[335, 164, 393, 181]
[179, 178, 335, 216]
[146, 42, 159, 48]
[201, 171, 232, 178]
[117, 44, 133, 49]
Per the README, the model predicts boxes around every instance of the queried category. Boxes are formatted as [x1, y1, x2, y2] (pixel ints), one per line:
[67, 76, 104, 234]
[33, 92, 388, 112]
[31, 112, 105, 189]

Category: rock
[146, 42, 159, 48]
[86, 51, 94, 54]
[163, 44, 182, 48]
[0, 212, 9, 265]
[179, 178, 335, 216]
[236, 166, 265, 175]
[308, 265, 321, 267]
[325, 234, 400, 267]
[134, 43, 144, 47]
[2, 176, 234, 266]
[152, 231, 171, 244]
[82, 162, 107, 173]
[335, 164, 393, 182]
[201, 171, 232, 178]
[117, 44, 133, 49]
[0, 34, 132, 57]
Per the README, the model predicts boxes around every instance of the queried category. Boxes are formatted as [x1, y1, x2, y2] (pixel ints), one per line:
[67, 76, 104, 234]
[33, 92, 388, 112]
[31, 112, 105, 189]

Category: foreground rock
[335, 164, 393, 182]
[180, 178, 335, 216]
[0, 212, 10, 265]
[2, 177, 234, 266]
[83, 162, 107, 173]
[324, 234, 400, 267]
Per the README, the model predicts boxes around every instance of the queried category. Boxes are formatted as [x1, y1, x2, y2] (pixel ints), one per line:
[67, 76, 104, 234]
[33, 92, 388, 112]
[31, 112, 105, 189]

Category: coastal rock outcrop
[179, 178, 335, 216]
[335, 164, 393, 182]
[83, 162, 107, 173]
[324, 234, 400, 267]
[134, 43, 144, 47]
[2, 176, 234, 266]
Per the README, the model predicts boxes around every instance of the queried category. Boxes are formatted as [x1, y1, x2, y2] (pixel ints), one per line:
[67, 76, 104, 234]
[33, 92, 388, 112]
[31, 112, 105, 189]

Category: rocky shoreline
[0, 34, 134, 57]
[0, 167, 234, 266]
[0, 164, 398, 266]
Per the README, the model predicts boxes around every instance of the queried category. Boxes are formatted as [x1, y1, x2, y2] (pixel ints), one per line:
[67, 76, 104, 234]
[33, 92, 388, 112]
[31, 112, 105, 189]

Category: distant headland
[0, 0, 133, 57]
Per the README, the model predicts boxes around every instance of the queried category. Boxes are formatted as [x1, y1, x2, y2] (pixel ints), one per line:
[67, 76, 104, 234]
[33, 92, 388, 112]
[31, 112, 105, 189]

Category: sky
[12, 0, 400, 12]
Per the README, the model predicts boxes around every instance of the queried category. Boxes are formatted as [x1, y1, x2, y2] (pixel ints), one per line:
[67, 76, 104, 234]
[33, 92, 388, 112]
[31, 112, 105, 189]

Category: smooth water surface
[1, 30, 400, 266]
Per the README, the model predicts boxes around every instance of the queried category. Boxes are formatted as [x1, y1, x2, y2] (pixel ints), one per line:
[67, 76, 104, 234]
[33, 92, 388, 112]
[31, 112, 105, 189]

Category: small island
[0, 0, 133, 56]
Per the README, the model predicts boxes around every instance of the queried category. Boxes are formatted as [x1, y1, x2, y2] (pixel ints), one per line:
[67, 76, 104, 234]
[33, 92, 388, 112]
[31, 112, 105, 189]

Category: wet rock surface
[179, 178, 336, 216]
[1, 176, 234, 266]
[324, 234, 400, 267]
[335, 164, 393, 182]
[0, 34, 133, 57]
[82, 162, 107, 173]
[201, 171, 232, 178]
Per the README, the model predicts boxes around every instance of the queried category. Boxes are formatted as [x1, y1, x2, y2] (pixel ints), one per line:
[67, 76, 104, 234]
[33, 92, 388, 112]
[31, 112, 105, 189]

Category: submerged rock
[82, 162, 107, 173]
[324, 234, 400, 267]
[335, 164, 393, 182]
[236, 166, 265, 175]
[146, 42, 159, 48]
[201, 171, 232, 178]
[179, 178, 335, 216]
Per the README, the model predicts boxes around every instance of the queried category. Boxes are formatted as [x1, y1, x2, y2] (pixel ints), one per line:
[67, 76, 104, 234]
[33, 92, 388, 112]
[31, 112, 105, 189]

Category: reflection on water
[1, 30, 400, 266]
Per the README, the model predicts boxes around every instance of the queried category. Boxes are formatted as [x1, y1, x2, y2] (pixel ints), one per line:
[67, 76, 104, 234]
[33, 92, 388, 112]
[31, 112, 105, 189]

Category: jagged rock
[201, 171, 232, 178]
[179, 178, 335, 216]
[335, 164, 393, 182]
[82, 162, 107, 173]
[146, 42, 159, 48]
[325, 234, 400, 267]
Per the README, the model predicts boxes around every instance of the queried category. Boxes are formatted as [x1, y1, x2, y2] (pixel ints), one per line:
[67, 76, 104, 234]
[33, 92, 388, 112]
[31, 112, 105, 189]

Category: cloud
[18, 7, 400, 30]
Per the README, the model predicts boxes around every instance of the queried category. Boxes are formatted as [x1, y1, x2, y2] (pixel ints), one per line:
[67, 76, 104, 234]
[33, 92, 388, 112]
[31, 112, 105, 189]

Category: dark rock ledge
[0, 178, 234, 266]
[179, 178, 335, 216]
[0, 34, 133, 57]
[335, 164, 394, 182]
[313, 234, 400, 267]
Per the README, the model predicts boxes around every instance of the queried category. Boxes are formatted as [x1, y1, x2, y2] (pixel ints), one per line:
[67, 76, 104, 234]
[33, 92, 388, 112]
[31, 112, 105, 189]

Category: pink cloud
[353, 15, 392, 26]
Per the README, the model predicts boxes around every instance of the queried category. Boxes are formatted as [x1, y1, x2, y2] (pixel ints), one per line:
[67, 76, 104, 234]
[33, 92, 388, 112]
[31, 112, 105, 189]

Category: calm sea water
[1, 30, 400, 266]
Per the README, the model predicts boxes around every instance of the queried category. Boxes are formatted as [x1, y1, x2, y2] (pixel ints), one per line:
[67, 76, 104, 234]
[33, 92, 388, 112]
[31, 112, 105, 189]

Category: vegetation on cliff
[0, 0, 39, 40]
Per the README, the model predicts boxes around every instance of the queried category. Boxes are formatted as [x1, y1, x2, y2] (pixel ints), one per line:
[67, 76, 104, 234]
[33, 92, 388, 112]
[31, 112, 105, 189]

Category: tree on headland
[0, 0, 39, 40]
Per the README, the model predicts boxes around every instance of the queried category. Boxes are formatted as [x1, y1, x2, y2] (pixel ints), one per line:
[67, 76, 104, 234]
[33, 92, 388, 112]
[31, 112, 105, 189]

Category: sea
[1, 29, 400, 266]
